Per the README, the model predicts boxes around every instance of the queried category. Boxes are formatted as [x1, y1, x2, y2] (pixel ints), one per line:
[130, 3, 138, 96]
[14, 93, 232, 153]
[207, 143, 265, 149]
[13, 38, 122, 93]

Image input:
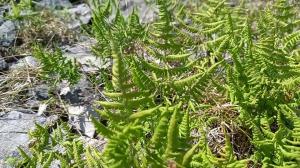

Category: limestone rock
[66, 4, 92, 29]
[0, 111, 46, 161]
[0, 57, 8, 71]
[62, 39, 111, 73]
[68, 106, 96, 138]
[36, 0, 72, 9]
[0, 21, 16, 47]
[9, 56, 39, 70]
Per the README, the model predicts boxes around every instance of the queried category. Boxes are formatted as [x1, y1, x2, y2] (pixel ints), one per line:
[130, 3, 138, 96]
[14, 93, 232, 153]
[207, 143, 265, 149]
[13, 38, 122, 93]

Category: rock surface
[9, 56, 39, 70]
[62, 39, 111, 72]
[66, 3, 92, 29]
[0, 111, 46, 161]
[119, 0, 157, 23]
[0, 20, 16, 47]
[59, 77, 101, 138]
[69, 108, 96, 138]
[0, 57, 8, 71]
[31, 84, 50, 100]
[59, 78, 100, 136]
[37, 0, 73, 9]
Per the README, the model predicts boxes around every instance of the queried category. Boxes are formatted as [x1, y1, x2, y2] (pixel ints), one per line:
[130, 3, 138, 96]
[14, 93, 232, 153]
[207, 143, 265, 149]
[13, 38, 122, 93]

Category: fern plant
[91, 0, 300, 167]
[33, 46, 81, 85]
[90, 1, 247, 167]
[16, 0, 300, 167]
[15, 123, 104, 168]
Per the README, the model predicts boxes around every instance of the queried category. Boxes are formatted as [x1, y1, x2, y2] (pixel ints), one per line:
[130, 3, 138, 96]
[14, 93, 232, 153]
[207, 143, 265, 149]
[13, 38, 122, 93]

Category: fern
[16, 123, 101, 167]
[16, 0, 300, 167]
[91, 0, 300, 167]
[33, 46, 81, 85]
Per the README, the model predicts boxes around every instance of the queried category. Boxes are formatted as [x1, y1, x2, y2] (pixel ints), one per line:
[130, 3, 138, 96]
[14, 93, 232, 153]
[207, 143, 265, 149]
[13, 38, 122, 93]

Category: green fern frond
[129, 105, 161, 120]
[91, 117, 114, 138]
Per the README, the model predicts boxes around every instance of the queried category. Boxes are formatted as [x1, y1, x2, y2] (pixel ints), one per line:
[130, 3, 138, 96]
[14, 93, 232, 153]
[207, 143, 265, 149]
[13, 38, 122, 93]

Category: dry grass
[19, 11, 78, 47]
[0, 66, 40, 112]
[207, 122, 252, 160]
[0, 65, 69, 116]
[192, 83, 253, 160]
[0, 7, 84, 113]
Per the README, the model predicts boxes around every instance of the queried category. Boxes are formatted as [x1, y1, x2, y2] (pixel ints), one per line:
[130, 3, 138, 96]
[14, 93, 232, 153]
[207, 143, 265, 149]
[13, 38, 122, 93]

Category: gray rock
[121, 0, 155, 22]
[0, 20, 16, 47]
[68, 106, 96, 138]
[91, 0, 157, 23]
[61, 89, 82, 105]
[63, 39, 111, 73]
[66, 4, 92, 29]
[24, 99, 40, 110]
[37, 103, 48, 116]
[36, 0, 72, 9]
[62, 75, 100, 138]
[59, 75, 101, 105]
[0, 57, 8, 71]
[50, 159, 61, 168]
[35, 85, 49, 100]
[61, 86, 82, 104]
[0, 111, 46, 161]
[119, 0, 157, 23]
[68, 105, 86, 115]
[9, 56, 39, 70]
[30, 84, 49, 100]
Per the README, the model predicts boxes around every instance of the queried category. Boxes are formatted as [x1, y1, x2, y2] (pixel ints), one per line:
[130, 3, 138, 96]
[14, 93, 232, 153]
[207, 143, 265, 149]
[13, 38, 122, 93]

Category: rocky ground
[0, 0, 158, 166]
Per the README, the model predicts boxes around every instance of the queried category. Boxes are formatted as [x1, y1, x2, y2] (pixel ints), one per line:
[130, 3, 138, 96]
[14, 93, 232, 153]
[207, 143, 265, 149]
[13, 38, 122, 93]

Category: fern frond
[182, 141, 200, 167]
[91, 117, 114, 138]
[282, 30, 300, 52]
[165, 102, 182, 158]
[129, 105, 161, 120]
[179, 109, 190, 140]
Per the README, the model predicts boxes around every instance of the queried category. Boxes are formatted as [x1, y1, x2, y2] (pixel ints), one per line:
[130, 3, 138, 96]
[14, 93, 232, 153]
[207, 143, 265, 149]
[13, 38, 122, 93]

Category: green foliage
[33, 46, 81, 85]
[90, 0, 245, 167]
[17, 0, 300, 167]
[92, 0, 146, 58]
[15, 123, 104, 168]
[7, 0, 33, 20]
